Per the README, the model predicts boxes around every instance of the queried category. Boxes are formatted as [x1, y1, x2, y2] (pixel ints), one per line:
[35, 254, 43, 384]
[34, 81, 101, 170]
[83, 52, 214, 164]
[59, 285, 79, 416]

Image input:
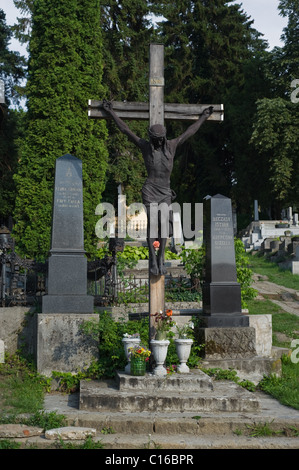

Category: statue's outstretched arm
[102, 100, 142, 147]
[174, 106, 214, 147]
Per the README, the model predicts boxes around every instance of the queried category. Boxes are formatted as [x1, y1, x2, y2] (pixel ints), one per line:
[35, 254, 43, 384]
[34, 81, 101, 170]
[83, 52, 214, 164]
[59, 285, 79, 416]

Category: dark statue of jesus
[102, 99, 213, 276]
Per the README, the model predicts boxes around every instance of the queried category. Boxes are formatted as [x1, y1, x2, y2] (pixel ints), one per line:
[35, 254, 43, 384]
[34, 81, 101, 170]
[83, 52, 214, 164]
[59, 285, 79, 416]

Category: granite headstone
[42, 154, 93, 313]
[201, 194, 249, 327]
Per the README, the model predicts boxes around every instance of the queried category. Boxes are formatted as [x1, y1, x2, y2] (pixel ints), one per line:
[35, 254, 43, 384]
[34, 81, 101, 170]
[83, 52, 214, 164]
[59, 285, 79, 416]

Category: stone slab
[0, 424, 43, 438]
[79, 379, 260, 413]
[200, 356, 282, 385]
[197, 326, 256, 359]
[116, 369, 213, 392]
[45, 426, 96, 440]
[37, 313, 99, 376]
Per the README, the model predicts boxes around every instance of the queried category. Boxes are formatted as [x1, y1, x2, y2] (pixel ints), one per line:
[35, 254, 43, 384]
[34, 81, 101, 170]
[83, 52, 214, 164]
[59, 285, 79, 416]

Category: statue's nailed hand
[203, 106, 214, 116]
[102, 99, 113, 112]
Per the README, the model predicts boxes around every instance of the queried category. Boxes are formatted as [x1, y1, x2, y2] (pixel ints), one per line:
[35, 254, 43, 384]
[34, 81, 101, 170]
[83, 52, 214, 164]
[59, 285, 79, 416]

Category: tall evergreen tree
[101, 0, 157, 206]
[250, 0, 299, 217]
[0, 9, 26, 224]
[13, 0, 108, 259]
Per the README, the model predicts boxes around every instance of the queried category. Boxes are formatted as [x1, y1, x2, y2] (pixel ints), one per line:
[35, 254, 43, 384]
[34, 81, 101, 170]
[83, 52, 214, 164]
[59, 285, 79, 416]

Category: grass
[259, 355, 299, 410]
[248, 252, 299, 290]
[247, 252, 299, 410]
[0, 354, 51, 416]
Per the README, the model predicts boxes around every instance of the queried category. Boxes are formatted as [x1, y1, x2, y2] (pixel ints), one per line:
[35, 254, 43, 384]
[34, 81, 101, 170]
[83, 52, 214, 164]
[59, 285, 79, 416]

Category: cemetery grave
[1, 44, 299, 450]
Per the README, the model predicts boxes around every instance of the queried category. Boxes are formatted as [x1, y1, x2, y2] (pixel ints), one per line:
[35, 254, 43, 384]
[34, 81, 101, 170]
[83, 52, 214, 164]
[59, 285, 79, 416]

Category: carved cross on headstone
[88, 44, 224, 341]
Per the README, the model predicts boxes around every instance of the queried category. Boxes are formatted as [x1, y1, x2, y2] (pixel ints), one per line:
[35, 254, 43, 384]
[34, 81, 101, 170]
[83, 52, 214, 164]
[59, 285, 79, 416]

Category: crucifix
[88, 44, 224, 341]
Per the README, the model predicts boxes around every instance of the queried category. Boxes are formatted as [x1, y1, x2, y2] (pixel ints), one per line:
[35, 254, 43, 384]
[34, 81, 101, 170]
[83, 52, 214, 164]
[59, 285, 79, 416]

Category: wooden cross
[88, 44, 224, 341]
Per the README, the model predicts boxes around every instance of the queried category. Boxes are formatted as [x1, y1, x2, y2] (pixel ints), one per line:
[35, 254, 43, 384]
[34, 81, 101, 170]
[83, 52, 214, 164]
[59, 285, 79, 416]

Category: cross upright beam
[149, 43, 164, 126]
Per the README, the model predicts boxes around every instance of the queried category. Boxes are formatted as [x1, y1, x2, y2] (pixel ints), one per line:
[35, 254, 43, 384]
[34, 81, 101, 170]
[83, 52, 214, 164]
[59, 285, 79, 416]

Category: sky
[1, 0, 289, 54]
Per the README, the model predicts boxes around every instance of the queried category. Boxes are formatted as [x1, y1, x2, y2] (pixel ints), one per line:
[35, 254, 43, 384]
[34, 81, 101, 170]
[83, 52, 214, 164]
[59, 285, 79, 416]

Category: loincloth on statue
[142, 181, 176, 238]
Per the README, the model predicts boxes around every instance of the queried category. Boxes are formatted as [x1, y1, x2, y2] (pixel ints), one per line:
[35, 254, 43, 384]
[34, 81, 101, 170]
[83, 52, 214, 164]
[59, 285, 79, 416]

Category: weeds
[201, 367, 257, 392]
[247, 420, 279, 437]
[54, 435, 104, 449]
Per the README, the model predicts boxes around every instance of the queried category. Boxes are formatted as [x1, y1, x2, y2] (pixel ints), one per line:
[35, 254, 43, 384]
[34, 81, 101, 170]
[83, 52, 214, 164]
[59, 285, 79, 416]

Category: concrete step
[79, 376, 260, 413]
[7, 431, 299, 450]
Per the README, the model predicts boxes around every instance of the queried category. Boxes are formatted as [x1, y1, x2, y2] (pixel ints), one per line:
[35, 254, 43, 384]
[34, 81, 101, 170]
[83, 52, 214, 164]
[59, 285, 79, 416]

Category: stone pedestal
[37, 313, 99, 376]
[197, 326, 256, 359]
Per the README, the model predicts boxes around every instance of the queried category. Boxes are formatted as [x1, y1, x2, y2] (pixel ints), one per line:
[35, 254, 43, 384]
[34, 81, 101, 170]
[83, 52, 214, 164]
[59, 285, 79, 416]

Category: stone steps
[79, 373, 260, 414]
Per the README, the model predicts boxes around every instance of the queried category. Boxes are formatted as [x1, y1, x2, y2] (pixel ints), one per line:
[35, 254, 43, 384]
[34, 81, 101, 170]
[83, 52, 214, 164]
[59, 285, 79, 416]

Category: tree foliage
[0, 9, 26, 224]
[153, 0, 269, 228]
[100, 0, 157, 206]
[250, 0, 299, 216]
[9, 0, 299, 259]
[12, 0, 108, 259]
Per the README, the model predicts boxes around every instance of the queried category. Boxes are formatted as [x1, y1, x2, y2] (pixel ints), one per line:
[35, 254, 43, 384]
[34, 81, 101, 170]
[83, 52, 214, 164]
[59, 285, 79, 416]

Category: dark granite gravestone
[201, 194, 249, 327]
[42, 154, 94, 314]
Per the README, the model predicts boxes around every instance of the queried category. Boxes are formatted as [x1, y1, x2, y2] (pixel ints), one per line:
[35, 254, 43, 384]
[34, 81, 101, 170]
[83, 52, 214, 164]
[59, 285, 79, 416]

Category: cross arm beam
[88, 100, 224, 122]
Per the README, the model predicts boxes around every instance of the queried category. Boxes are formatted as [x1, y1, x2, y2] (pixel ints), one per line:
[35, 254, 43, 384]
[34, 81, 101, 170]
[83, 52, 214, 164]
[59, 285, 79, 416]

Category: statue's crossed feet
[159, 261, 167, 275]
[150, 262, 167, 276]
[150, 265, 159, 276]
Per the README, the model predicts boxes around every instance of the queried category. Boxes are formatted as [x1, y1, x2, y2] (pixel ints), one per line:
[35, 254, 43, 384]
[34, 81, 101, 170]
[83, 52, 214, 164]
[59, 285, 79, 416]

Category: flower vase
[150, 339, 169, 376]
[175, 338, 193, 373]
[130, 356, 146, 376]
[122, 337, 141, 374]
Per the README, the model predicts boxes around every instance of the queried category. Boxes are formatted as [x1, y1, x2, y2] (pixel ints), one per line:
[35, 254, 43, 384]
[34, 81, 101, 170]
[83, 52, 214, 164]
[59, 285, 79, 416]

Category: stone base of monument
[197, 325, 257, 359]
[196, 320, 282, 384]
[79, 369, 260, 413]
[37, 313, 99, 377]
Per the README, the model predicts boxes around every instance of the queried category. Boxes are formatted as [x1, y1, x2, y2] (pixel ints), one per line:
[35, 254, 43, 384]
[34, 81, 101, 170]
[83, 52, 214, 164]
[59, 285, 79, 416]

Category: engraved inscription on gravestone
[202, 194, 249, 327]
[42, 154, 93, 314]
[51, 155, 84, 251]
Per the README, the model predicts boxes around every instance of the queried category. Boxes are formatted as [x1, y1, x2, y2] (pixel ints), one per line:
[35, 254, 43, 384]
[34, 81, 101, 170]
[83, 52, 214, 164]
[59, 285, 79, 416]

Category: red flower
[166, 309, 173, 317]
[153, 240, 160, 250]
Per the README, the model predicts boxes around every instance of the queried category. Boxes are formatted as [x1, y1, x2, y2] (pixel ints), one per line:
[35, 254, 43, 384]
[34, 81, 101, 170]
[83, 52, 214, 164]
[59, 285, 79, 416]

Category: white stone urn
[122, 337, 141, 373]
[175, 338, 193, 373]
[150, 339, 170, 376]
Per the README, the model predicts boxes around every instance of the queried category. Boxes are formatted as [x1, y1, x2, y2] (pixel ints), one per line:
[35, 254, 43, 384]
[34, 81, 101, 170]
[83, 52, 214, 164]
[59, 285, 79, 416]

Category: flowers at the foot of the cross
[153, 240, 160, 253]
[151, 309, 175, 338]
[175, 320, 195, 339]
[129, 344, 151, 360]
[166, 364, 177, 375]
